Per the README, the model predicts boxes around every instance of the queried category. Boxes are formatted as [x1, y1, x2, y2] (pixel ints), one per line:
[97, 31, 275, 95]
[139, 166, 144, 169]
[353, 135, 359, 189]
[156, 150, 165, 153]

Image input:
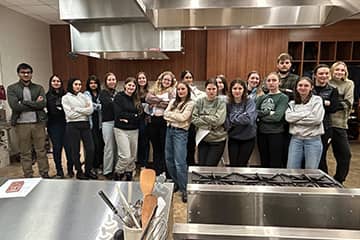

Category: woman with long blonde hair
[329, 61, 354, 184]
[146, 71, 176, 175]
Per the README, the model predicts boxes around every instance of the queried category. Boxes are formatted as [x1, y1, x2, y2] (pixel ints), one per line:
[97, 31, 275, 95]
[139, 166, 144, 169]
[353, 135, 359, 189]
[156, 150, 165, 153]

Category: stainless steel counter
[173, 223, 360, 240]
[0, 179, 173, 240]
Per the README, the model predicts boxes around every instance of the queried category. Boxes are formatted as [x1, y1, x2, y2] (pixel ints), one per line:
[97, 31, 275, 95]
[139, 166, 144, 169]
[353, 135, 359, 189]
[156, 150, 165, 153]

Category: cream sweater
[62, 92, 93, 122]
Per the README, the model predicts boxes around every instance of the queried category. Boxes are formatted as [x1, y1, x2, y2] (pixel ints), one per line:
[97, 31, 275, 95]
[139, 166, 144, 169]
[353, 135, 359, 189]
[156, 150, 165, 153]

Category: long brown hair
[136, 71, 149, 99]
[103, 72, 117, 92]
[170, 82, 192, 111]
[228, 79, 248, 104]
[124, 77, 143, 114]
[294, 76, 314, 104]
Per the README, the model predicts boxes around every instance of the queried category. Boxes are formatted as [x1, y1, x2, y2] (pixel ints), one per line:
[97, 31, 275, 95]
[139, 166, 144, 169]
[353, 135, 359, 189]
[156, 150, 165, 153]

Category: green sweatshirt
[256, 92, 289, 134]
[192, 96, 227, 142]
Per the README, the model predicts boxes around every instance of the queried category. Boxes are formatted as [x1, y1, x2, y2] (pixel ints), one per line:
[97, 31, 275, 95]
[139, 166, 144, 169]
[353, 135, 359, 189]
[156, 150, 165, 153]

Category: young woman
[136, 71, 150, 169]
[164, 82, 195, 203]
[256, 72, 289, 168]
[113, 77, 143, 181]
[181, 70, 205, 166]
[84, 75, 104, 174]
[225, 79, 257, 167]
[286, 77, 325, 169]
[62, 78, 97, 180]
[312, 64, 339, 173]
[99, 72, 118, 179]
[46, 75, 72, 178]
[215, 75, 228, 102]
[192, 78, 227, 166]
[146, 71, 176, 176]
[247, 71, 264, 100]
[330, 61, 354, 184]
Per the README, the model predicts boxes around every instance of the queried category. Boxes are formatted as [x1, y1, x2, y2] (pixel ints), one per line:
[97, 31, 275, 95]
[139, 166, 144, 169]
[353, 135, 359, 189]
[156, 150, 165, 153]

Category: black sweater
[99, 89, 116, 122]
[113, 91, 140, 130]
[46, 90, 66, 126]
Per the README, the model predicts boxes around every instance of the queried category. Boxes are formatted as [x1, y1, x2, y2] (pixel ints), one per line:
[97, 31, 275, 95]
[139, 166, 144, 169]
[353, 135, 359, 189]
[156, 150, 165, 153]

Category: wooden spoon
[141, 194, 157, 230]
[140, 169, 156, 196]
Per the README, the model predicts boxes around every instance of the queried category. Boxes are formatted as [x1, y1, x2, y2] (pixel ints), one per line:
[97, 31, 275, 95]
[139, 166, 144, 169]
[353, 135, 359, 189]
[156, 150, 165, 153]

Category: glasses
[19, 71, 32, 75]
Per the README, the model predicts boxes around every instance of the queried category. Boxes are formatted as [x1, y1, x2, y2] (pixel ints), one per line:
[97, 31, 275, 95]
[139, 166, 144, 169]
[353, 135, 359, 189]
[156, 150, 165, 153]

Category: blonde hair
[330, 61, 349, 80]
[150, 71, 176, 95]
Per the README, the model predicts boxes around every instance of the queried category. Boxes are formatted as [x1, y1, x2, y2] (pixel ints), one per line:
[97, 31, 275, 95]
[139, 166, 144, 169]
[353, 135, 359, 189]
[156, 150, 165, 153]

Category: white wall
[0, 5, 53, 155]
[0, 4, 52, 106]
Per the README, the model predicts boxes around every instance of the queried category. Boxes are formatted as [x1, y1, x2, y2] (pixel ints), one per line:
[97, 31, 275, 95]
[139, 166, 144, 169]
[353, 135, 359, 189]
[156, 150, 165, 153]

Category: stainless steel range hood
[137, 0, 360, 29]
[59, 0, 181, 60]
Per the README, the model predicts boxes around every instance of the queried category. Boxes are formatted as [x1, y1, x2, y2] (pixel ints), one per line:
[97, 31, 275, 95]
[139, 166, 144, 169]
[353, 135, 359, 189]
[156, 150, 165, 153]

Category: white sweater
[62, 92, 93, 123]
[285, 95, 325, 138]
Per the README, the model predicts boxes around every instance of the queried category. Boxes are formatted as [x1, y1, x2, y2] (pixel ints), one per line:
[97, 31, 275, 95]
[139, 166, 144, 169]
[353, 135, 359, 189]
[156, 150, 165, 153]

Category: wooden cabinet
[288, 41, 360, 76]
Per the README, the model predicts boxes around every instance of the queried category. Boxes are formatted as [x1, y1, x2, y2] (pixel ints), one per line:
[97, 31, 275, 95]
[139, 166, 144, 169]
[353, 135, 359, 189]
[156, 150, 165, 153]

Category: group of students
[7, 54, 353, 203]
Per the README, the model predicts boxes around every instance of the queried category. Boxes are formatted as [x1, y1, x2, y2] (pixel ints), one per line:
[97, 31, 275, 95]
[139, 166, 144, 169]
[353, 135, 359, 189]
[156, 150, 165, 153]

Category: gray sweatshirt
[285, 95, 325, 138]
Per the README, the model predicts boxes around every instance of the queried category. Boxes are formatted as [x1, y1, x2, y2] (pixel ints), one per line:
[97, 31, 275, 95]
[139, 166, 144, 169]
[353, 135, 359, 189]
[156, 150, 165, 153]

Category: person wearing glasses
[7, 63, 50, 178]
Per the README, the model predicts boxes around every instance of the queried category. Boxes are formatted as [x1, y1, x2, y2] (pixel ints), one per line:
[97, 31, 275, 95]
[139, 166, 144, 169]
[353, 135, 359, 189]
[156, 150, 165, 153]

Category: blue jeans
[287, 136, 323, 169]
[47, 122, 72, 176]
[165, 127, 188, 192]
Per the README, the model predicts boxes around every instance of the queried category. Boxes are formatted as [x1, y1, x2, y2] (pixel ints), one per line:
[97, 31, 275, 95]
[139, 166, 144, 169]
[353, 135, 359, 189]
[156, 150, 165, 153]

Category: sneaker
[54, 174, 65, 179]
[103, 173, 113, 180]
[41, 173, 52, 179]
[76, 172, 89, 180]
[181, 191, 187, 203]
[124, 172, 132, 181]
[85, 170, 98, 180]
[113, 172, 124, 181]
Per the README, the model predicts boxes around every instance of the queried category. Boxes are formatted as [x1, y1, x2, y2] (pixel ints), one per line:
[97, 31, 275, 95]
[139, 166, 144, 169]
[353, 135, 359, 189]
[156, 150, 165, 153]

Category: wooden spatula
[141, 194, 157, 230]
[140, 169, 156, 196]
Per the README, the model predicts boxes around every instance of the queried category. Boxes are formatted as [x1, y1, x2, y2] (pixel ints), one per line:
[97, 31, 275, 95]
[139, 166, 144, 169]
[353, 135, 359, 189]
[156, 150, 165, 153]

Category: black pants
[66, 121, 95, 174]
[257, 132, 284, 168]
[198, 140, 226, 166]
[147, 116, 167, 175]
[137, 116, 150, 168]
[318, 127, 332, 173]
[186, 123, 196, 166]
[332, 127, 352, 183]
[91, 126, 104, 169]
[228, 137, 255, 167]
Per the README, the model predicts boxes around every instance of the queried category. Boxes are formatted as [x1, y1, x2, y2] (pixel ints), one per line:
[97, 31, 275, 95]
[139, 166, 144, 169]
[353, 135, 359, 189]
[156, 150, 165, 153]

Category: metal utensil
[116, 184, 141, 229]
[98, 190, 127, 225]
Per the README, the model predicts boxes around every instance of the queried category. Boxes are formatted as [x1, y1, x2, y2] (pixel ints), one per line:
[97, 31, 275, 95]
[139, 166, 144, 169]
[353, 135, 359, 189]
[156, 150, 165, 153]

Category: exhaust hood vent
[59, 0, 181, 59]
[137, 0, 360, 29]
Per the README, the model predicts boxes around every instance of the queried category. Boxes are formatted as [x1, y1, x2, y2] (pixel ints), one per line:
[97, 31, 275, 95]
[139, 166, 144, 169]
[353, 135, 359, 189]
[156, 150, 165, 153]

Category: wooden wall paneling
[206, 30, 228, 79]
[288, 20, 360, 41]
[181, 30, 207, 81]
[50, 24, 89, 88]
[262, 30, 289, 76]
[226, 29, 248, 80]
[50, 25, 71, 82]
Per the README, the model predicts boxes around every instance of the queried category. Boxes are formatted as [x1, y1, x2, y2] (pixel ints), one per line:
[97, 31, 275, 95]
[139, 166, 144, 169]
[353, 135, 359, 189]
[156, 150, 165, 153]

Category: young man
[7, 63, 50, 178]
[277, 53, 300, 100]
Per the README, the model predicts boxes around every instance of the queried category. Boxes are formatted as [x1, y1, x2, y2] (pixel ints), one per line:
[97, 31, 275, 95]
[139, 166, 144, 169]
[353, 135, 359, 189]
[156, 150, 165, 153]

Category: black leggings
[198, 140, 226, 166]
[66, 121, 95, 173]
[147, 116, 167, 175]
[257, 132, 284, 168]
[228, 137, 255, 167]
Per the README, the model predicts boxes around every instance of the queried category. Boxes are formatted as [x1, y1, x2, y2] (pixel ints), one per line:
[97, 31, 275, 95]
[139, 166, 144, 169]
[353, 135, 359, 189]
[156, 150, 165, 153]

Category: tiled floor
[0, 141, 359, 226]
